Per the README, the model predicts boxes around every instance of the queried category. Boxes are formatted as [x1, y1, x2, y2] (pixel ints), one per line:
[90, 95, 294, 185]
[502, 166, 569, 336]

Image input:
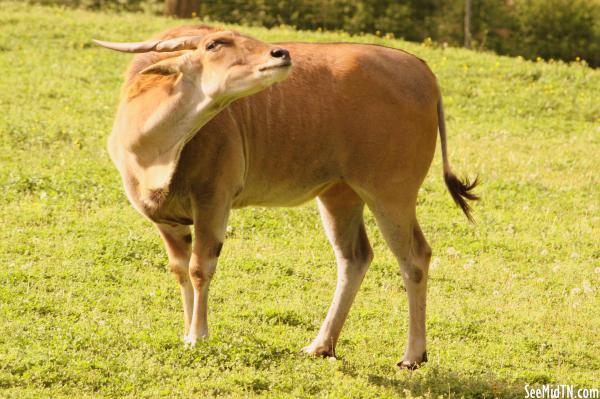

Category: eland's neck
[108, 77, 223, 214]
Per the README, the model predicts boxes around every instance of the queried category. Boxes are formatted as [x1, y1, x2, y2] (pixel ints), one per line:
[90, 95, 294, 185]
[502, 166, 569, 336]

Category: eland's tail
[437, 98, 479, 222]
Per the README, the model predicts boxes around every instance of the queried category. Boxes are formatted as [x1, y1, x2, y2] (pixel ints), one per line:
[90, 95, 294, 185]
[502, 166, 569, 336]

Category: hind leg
[303, 183, 373, 357]
[369, 203, 431, 369]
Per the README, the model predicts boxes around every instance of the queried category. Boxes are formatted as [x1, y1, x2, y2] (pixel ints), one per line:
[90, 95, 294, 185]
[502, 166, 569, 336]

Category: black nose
[270, 48, 290, 59]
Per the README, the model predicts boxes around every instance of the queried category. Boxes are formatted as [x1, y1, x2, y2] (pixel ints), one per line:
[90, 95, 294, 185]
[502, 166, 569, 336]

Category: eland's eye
[206, 41, 219, 51]
[205, 38, 232, 52]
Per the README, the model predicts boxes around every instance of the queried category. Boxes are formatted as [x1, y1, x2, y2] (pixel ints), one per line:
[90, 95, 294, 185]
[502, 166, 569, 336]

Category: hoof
[184, 332, 208, 348]
[183, 335, 197, 349]
[184, 328, 209, 348]
[301, 343, 335, 358]
[397, 351, 427, 370]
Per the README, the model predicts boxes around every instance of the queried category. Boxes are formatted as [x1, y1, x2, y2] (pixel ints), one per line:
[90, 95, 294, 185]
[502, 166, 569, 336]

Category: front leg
[156, 223, 193, 338]
[185, 198, 230, 346]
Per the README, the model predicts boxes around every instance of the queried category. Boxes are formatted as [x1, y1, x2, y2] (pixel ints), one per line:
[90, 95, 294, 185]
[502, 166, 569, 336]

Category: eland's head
[94, 30, 292, 100]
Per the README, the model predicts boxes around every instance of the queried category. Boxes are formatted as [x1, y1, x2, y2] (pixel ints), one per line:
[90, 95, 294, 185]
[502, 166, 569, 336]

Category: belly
[232, 180, 336, 208]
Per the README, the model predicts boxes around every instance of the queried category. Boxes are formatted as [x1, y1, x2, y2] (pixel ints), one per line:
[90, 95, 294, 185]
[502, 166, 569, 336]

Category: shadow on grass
[364, 366, 523, 398]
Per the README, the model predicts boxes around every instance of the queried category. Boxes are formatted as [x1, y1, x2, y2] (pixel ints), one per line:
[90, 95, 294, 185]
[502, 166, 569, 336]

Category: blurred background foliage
[26, 0, 600, 67]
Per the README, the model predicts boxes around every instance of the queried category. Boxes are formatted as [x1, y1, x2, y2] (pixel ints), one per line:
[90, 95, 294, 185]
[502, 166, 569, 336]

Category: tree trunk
[165, 0, 200, 18]
[464, 0, 472, 48]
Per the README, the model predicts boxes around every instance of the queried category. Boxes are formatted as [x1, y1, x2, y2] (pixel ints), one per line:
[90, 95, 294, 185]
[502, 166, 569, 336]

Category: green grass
[1, 2, 599, 398]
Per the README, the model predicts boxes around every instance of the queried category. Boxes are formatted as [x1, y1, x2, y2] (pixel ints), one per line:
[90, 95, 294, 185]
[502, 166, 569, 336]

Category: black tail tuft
[443, 171, 479, 222]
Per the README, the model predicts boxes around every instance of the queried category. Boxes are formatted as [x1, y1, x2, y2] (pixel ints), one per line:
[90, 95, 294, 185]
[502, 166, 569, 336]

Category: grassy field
[1, 2, 599, 398]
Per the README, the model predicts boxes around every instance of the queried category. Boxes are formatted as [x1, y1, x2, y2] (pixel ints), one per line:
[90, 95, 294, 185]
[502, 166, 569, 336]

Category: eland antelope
[95, 24, 478, 369]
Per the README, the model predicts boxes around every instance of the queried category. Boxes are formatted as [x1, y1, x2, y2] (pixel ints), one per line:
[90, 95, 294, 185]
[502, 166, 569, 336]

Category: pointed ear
[140, 58, 182, 76]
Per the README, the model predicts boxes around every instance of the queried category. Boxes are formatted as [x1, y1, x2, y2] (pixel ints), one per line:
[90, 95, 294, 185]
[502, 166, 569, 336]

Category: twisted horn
[92, 35, 204, 53]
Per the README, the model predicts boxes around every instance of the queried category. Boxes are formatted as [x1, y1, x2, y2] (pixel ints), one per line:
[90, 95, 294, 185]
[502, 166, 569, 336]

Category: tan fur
[126, 73, 177, 100]
[106, 25, 477, 368]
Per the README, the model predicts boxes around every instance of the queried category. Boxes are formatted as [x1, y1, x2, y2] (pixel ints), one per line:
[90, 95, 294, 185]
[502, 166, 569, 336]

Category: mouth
[258, 60, 292, 72]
